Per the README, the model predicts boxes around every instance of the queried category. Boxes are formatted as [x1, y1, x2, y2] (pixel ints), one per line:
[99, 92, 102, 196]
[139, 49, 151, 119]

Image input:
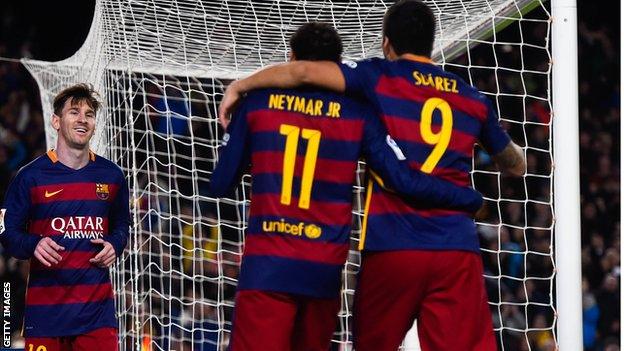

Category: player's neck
[55, 142, 91, 170]
[398, 54, 433, 64]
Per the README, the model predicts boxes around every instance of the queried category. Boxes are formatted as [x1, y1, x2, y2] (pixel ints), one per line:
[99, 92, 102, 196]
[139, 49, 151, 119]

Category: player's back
[244, 88, 366, 229]
[340, 57, 510, 252]
[222, 87, 374, 298]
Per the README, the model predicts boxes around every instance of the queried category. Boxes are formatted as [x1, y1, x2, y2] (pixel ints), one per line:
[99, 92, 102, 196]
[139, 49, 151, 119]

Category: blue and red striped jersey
[208, 88, 483, 298]
[0, 150, 130, 337]
[339, 56, 511, 253]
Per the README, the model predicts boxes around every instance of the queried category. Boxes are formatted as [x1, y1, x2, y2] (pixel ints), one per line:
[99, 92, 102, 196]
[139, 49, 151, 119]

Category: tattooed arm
[491, 141, 526, 177]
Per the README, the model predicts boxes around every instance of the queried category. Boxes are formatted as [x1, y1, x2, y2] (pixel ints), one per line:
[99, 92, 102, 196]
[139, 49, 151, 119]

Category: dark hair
[289, 22, 343, 62]
[383, 0, 436, 56]
[53, 83, 101, 116]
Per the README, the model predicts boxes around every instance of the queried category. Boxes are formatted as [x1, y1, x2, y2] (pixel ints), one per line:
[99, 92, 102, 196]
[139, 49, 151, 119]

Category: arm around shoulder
[219, 61, 345, 127]
[295, 61, 345, 91]
[234, 61, 344, 92]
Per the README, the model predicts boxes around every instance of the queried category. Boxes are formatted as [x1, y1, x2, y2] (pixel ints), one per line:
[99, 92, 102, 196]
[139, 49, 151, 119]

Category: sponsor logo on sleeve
[222, 133, 230, 146]
[0, 209, 5, 235]
[386, 135, 406, 160]
[342, 60, 357, 69]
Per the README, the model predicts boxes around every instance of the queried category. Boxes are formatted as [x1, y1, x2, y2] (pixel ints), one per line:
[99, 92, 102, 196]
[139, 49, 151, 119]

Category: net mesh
[23, 0, 555, 350]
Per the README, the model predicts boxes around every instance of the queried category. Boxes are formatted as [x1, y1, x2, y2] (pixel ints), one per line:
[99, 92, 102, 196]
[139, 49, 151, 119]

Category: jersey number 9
[420, 97, 453, 173]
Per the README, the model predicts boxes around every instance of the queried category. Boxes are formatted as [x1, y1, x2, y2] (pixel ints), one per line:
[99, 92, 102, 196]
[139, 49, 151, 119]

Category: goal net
[23, 0, 555, 350]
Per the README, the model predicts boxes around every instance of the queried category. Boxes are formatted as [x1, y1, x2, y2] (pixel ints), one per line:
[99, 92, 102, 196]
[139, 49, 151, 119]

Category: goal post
[21, 0, 581, 350]
[552, 0, 583, 349]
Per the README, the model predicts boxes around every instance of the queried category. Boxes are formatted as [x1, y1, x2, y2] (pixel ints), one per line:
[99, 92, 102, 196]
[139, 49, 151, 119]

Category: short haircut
[53, 83, 101, 116]
[383, 0, 436, 57]
[289, 22, 343, 62]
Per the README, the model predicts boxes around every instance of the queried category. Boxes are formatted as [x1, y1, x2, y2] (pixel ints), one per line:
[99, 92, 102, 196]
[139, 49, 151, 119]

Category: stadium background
[0, 0, 618, 350]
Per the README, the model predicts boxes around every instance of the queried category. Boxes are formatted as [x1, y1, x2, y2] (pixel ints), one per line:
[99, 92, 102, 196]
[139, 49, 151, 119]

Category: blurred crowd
[0, 3, 619, 351]
[0, 44, 47, 349]
[576, 14, 621, 351]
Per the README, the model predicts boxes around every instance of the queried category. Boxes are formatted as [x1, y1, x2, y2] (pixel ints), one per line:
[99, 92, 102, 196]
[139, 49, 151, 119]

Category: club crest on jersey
[0, 209, 5, 235]
[96, 183, 110, 200]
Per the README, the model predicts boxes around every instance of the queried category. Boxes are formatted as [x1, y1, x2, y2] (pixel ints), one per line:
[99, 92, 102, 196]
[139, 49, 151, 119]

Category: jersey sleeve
[479, 99, 512, 155]
[104, 169, 131, 256]
[0, 170, 42, 259]
[360, 111, 483, 213]
[207, 100, 251, 198]
[339, 59, 379, 98]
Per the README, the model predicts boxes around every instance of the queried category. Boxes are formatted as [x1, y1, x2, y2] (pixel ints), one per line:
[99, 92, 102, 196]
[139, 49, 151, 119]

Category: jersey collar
[46, 149, 96, 163]
[399, 54, 434, 64]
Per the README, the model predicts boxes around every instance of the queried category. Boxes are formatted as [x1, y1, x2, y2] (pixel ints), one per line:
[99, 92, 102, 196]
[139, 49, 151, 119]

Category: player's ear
[51, 113, 60, 131]
[289, 51, 296, 62]
[381, 37, 399, 60]
[381, 36, 391, 58]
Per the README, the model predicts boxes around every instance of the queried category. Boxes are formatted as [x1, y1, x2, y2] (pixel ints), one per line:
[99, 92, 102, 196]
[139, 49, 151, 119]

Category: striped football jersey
[208, 88, 483, 298]
[339, 56, 512, 252]
[0, 150, 130, 337]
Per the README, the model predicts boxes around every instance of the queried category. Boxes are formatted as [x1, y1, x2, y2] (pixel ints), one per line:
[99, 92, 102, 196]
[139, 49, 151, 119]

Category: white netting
[23, 0, 555, 350]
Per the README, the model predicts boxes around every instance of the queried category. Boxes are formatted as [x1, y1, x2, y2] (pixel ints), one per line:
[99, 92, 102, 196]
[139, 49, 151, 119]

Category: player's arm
[0, 172, 44, 259]
[219, 61, 345, 127]
[361, 113, 483, 213]
[103, 172, 131, 256]
[491, 142, 526, 177]
[207, 101, 252, 197]
[480, 101, 526, 177]
[91, 173, 130, 267]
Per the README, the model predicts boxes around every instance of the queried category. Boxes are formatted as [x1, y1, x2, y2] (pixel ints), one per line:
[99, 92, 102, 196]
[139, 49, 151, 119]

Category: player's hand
[90, 239, 117, 267]
[34, 237, 65, 267]
[218, 81, 243, 129]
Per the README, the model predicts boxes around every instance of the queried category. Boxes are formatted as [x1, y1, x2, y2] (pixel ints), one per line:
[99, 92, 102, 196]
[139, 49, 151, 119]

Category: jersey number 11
[279, 124, 321, 210]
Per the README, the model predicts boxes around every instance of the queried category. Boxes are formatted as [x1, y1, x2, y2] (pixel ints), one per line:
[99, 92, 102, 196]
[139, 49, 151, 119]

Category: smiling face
[52, 98, 96, 150]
